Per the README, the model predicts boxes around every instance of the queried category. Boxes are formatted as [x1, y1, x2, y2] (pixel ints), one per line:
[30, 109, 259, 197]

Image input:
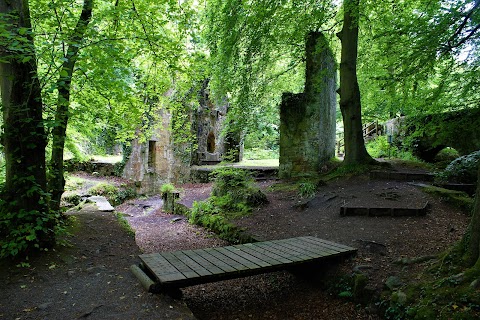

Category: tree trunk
[0, 0, 53, 246]
[467, 163, 480, 267]
[336, 0, 375, 165]
[49, 0, 94, 211]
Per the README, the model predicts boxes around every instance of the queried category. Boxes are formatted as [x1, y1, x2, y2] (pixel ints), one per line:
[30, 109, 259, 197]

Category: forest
[1, 0, 480, 319]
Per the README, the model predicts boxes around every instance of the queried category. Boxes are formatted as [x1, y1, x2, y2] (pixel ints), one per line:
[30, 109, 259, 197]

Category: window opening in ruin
[207, 132, 216, 153]
[148, 141, 156, 168]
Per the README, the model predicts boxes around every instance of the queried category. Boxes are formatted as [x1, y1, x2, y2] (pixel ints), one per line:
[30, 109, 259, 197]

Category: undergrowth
[187, 167, 267, 243]
[379, 249, 480, 320]
[87, 182, 136, 206]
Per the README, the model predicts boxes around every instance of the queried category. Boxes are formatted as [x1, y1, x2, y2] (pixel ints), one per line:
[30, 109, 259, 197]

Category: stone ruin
[279, 31, 337, 178]
[122, 80, 242, 194]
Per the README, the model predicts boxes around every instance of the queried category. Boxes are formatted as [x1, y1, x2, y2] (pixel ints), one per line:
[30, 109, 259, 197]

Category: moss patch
[421, 185, 474, 213]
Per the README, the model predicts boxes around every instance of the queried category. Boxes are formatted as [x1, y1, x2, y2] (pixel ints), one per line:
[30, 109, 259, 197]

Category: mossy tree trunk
[49, 0, 94, 212]
[336, 0, 375, 165]
[0, 0, 53, 246]
[466, 164, 480, 267]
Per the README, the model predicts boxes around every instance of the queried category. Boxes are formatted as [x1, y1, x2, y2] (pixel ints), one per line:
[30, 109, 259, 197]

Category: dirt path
[0, 169, 470, 319]
[0, 204, 195, 320]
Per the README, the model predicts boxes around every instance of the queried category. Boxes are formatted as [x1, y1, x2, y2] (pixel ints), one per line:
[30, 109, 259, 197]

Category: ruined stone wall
[279, 32, 337, 178]
[122, 81, 238, 194]
[122, 110, 179, 194]
[194, 79, 232, 165]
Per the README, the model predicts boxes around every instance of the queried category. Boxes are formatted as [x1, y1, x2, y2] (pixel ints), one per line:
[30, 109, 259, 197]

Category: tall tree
[0, 0, 54, 253]
[336, 0, 375, 165]
[48, 0, 94, 212]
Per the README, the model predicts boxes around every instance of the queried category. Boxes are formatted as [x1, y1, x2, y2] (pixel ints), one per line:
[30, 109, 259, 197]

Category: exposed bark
[336, 0, 375, 165]
[467, 163, 480, 267]
[0, 0, 52, 244]
[49, 0, 94, 212]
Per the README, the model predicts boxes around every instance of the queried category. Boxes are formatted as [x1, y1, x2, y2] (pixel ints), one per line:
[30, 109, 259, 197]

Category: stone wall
[193, 79, 229, 165]
[122, 81, 241, 194]
[279, 32, 337, 178]
[122, 110, 182, 194]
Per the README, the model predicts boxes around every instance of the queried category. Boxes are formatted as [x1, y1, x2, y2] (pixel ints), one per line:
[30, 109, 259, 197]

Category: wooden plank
[137, 237, 358, 292]
[161, 252, 200, 280]
[282, 238, 338, 257]
[205, 248, 251, 271]
[258, 241, 313, 261]
[270, 239, 319, 259]
[241, 243, 294, 264]
[297, 238, 343, 255]
[215, 247, 264, 269]
[139, 253, 186, 282]
[252, 242, 307, 262]
[301, 237, 355, 252]
[171, 251, 213, 277]
[225, 246, 273, 268]
[300, 236, 351, 251]
[197, 248, 241, 272]
[181, 250, 225, 275]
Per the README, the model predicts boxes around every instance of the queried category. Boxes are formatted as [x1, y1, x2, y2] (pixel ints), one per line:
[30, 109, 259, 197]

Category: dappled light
[1, 0, 479, 319]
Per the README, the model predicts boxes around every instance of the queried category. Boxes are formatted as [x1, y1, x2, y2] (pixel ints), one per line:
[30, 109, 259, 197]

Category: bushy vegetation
[378, 251, 480, 320]
[437, 150, 480, 184]
[298, 181, 317, 198]
[87, 182, 136, 206]
[366, 136, 420, 162]
[160, 183, 176, 193]
[0, 198, 65, 259]
[187, 167, 267, 242]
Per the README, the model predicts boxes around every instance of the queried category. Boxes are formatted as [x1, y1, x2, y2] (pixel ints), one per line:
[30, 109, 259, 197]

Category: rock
[353, 264, 373, 274]
[170, 217, 183, 223]
[451, 272, 465, 283]
[385, 276, 403, 290]
[89, 196, 115, 212]
[470, 279, 480, 289]
[38, 302, 52, 310]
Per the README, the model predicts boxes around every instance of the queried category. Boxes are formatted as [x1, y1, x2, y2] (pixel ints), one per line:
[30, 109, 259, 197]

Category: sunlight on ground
[92, 155, 123, 163]
[237, 159, 279, 167]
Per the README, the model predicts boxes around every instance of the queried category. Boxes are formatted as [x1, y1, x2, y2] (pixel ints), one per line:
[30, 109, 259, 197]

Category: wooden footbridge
[131, 236, 356, 294]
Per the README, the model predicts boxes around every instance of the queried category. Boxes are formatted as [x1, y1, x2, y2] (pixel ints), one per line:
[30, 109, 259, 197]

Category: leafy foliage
[160, 183, 176, 193]
[87, 182, 136, 206]
[437, 150, 480, 184]
[187, 167, 266, 242]
[366, 136, 420, 162]
[0, 199, 63, 259]
[298, 181, 317, 198]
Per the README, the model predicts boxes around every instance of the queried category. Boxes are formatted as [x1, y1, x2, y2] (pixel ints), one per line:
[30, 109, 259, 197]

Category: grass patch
[114, 212, 135, 237]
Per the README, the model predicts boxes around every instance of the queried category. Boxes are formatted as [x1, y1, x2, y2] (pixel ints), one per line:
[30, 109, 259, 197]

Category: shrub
[187, 167, 267, 242]
[160, 183, 175, 193]
[211, 167, 268, 206]
[366, 136, 421, 162]
[298, 181, 317, 198]
[437, 150, 480, 184]
[87, 182, 136, 206]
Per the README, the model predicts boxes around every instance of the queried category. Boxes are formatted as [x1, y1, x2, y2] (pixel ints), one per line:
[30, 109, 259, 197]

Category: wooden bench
[131, 236, 356, 294]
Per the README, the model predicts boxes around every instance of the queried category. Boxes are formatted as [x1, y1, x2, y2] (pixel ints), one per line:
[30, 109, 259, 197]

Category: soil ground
[0, 163, 471, 319]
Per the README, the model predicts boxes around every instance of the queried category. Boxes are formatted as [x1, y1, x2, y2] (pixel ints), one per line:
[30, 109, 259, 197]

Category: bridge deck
[138, 236, 356, 291]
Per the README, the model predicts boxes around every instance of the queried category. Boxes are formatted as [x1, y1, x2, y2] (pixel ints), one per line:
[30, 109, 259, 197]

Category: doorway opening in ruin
[207, 132, 216, 153]
[148, 140, 156, 168]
